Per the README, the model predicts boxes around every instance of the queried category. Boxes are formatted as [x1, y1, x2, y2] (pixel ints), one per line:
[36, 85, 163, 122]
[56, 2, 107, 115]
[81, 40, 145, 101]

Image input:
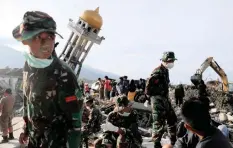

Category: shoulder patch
[152, 66, 161, 74]
[65, 95, 77, 102]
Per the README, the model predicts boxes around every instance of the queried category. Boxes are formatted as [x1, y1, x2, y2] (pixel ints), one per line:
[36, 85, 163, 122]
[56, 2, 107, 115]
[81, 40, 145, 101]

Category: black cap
[116, 95, 129, 107]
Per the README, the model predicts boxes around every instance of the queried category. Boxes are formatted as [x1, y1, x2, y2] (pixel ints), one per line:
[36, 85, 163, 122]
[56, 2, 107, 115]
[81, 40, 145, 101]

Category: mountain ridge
[0, 45, 120, 80]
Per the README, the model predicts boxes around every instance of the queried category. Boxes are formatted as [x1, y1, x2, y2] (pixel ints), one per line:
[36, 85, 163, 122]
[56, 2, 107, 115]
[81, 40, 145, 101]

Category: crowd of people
[79, 51, 232, 148]
[0, 10, 230, 148]
[79, 75, 146, 101]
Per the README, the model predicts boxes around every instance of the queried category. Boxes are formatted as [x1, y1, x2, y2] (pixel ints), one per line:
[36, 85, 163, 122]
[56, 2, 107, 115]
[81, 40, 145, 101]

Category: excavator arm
[191, 57, 229, 92]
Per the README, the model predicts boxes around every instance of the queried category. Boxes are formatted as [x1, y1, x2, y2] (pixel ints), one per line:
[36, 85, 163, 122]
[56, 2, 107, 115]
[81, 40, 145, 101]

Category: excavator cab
[228, 83, 233, 93]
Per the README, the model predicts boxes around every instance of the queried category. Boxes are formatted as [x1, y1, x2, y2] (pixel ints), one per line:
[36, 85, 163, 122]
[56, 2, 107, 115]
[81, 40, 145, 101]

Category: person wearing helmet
[13, 11, 83, 148]
[82, 95, 102, 147]
[145, 51, 178, 148]
[98, 95, 142, 148]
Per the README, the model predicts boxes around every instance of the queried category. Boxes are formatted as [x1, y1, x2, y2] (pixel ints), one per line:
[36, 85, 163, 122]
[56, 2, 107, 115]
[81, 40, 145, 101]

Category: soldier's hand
[162, 144, 173, 148]
[151, 134, 159, 142]
[19, 132, 28, 144]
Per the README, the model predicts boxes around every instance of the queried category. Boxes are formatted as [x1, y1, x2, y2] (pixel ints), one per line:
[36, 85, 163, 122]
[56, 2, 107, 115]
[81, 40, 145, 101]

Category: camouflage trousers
[0, 114, 13, 136]
[104, 89, 110, 100]
[150, 95, 177, 148]
[27, 126, 68, 148]
[95, 131, 141, 148]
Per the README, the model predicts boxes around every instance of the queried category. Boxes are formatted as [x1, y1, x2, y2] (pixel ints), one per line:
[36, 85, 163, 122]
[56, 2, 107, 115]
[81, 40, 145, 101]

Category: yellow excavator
[191, 57, 233, 93]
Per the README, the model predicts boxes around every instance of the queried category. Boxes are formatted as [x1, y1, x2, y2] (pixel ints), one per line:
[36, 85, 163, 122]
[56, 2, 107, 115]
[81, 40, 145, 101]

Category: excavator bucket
[191, 73, 202, 86]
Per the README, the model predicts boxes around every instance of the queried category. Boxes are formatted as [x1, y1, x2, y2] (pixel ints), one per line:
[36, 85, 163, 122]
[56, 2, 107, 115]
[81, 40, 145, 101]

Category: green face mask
[23, 52, 53, 68]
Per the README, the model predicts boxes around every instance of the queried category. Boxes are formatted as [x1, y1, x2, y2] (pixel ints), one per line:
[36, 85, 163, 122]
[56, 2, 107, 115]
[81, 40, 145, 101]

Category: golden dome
[80, 7, 103, 29]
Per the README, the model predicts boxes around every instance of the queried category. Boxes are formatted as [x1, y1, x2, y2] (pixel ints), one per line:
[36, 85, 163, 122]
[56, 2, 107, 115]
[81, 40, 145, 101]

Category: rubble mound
[181, 85, 233, 113]
[207, 88, 233, 113]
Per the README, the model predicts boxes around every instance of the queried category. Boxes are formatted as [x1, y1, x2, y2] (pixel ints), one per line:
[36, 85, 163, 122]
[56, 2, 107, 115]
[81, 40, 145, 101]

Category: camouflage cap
[161, 51, 177, 62]
[12, 11, 63, 41]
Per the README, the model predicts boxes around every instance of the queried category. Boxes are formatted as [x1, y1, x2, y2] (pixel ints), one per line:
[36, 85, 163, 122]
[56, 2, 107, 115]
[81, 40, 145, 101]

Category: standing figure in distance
[104, 76, 111, 100]
[13, 11, 83, 148]
[97, 78, 104, 100]
[0, 88, 15, 143]
[145, 51, 178, 148]
[174, 84, 185, 107]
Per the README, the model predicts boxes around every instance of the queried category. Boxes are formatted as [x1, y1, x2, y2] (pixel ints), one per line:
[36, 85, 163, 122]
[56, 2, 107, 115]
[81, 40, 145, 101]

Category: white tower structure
[59, 7, 105, 78]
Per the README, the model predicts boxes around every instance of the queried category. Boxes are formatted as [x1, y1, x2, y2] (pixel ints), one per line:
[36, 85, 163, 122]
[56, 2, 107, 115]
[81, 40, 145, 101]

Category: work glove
[101, 122, 118, 132]
[160, 133, 171, 146]
[144, 100, 149, 107]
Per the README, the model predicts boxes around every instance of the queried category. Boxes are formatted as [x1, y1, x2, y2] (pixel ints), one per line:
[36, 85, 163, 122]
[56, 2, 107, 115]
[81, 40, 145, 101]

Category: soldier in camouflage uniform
[96, 95, 142, 148]
[145, 52, 178, 148]
[82, 95, 102, 146]
[12, 11, 83, 148]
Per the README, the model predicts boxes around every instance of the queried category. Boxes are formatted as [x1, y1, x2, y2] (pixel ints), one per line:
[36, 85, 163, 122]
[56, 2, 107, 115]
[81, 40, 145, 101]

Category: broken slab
[210, 108, 219, 114]
[210, 102, 215, 107]
[227, 115, 233, 122]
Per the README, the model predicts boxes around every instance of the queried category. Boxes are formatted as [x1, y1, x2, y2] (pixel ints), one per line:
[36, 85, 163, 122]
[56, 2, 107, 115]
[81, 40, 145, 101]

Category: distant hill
[0, 45, 120, 80]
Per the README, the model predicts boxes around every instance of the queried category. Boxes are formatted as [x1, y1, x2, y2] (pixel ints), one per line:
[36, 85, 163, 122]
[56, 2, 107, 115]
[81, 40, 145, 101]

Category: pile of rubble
[14, 84, 233, 142]
[170, 85, 233, 142]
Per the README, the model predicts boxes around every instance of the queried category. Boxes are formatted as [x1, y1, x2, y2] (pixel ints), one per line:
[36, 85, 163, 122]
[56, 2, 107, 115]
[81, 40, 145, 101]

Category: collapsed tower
[59, 7, 105, 78]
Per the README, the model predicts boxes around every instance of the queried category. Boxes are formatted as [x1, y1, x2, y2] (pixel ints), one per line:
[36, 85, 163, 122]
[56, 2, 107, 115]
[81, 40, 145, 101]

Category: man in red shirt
[104, 76, 111, 100]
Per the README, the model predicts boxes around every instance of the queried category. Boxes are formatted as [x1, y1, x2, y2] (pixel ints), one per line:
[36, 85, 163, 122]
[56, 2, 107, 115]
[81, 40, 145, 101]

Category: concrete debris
[12, 84, 233, 145]
[210, 102, 215, 107]
[227, 115, 233, 122]
[228, 112, 232, 116]
[210, 108, 219, 114]
[219, 113, 228, 122]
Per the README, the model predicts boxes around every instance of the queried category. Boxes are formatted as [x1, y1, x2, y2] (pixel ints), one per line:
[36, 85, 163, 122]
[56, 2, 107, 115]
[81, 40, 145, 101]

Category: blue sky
[1, 0, 233, 83]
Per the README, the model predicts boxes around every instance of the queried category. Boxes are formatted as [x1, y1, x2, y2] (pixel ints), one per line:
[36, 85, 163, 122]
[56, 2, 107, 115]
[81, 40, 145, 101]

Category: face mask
[117, 107, 124, 111]
[166, 63, 174, 69]
[163, 62, 174, 69]
[119, 112, 130, 117]
[23, 52, 53, 68]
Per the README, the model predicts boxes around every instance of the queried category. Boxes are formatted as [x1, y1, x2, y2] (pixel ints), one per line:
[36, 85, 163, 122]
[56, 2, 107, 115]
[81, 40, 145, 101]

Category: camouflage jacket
[84, 105, 102, 133]
[145, 64, 170, 97]
[107, 110, 142, 145]
[22, 57, 83, 143]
